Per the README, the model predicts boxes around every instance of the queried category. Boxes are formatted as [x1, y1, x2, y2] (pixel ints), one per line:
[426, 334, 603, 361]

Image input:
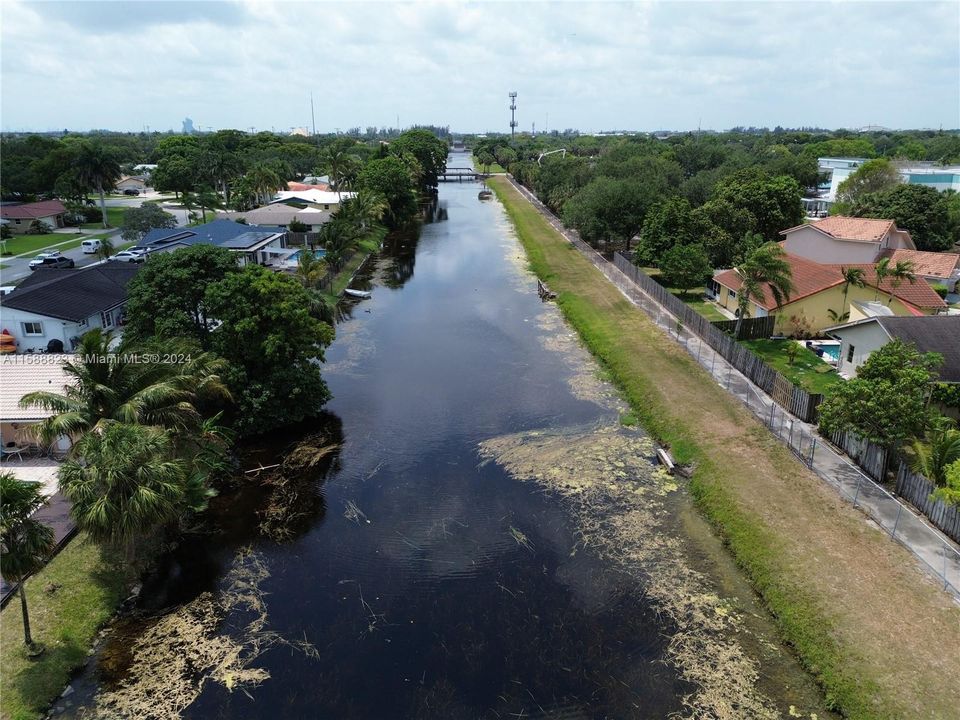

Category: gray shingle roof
[140, 219, 280, 251]
[1, 265, 139, 322]
[876, 316, 960, 383]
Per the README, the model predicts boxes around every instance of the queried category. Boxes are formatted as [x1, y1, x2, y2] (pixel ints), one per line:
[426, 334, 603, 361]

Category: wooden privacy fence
[829, 429, 890, 482]
[895, 462, 960, 544]
[612, 253, 824, 423]
[285, 231, 323, 247]
[711, 316, 776, 340]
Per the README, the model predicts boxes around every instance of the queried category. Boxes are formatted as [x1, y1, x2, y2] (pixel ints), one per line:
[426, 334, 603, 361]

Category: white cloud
[1, 0, 957, 132]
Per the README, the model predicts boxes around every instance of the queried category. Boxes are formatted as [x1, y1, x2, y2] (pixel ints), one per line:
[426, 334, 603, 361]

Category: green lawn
[641, 267, 728, 322]
[0, 535, 126, 720]
[741, 338, 843, 394]
[81, 206, 128, 230]
[471, 156, 506, 173]
[2, 233, 81, 257]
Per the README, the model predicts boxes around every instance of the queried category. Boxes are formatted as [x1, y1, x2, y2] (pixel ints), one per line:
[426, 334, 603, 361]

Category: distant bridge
[438, 167, 481, 182]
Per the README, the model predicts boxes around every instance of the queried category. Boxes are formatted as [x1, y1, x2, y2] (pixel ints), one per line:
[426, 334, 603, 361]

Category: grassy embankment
[490, 176, 960, 720]
[470, 155, 507, 174]
[0, 536, 126, 720]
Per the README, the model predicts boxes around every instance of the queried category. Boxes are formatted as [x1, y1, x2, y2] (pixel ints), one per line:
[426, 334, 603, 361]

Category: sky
[1, 0, 958, 134]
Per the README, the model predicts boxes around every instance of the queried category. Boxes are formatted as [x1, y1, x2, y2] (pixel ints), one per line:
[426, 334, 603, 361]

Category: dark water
[70, 178, 829, 719]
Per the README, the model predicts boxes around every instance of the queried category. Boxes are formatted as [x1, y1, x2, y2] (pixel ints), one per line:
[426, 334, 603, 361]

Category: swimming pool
[808, 341, 840, 362]
[289, 248, 326, 261]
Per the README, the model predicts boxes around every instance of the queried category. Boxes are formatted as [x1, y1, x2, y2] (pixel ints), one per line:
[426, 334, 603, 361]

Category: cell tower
[509, 92, 518, 137]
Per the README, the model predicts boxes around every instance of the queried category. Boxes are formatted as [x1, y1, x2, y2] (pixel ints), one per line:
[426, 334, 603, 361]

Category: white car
[29, 252, 74, 269]
[111, 250, 146, 263]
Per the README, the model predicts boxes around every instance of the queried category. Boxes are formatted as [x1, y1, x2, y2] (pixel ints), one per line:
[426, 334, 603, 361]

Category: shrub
[932, 283, 949, 299]
[288, 219, 309, 233]
[28, 219, 53, 234]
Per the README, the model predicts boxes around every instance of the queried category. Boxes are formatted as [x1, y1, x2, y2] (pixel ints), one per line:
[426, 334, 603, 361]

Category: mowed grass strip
[0, 535, 126, 720]
[490, 176, 960, 720]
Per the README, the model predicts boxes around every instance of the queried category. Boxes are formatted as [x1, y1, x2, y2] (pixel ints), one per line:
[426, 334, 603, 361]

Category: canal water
[68, 174, 833, 719]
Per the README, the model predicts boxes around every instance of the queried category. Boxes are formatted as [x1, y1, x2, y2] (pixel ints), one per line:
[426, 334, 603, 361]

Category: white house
[825, 315, 960, 380]
[0, 354, 72, 450]
[271, 189, 356, 212]
[115, 175, 149, 192]
[218, 204, 331, 231]
[0, 264, 139, 353]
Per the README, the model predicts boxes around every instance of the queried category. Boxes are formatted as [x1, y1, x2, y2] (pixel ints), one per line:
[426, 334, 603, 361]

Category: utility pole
[310, 92, 317, 136]
[509, 92, 517, 138]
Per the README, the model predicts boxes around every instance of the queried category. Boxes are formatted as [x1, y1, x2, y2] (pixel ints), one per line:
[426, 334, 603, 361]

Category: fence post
[769, 403, 775, 428]
[945, 542, 949, 590]
[726, 362, 732, 389]
[696, 339, 702, 363]
[853, 475, 862, 507]
[808, 437, 817, 468]
[891, 503, 903, 538]
[710, 350, 716, 376]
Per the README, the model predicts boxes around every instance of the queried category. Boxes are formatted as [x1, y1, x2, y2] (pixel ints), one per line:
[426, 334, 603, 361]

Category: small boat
[478, 189, 493, 200]
[344, 288, 372, 299]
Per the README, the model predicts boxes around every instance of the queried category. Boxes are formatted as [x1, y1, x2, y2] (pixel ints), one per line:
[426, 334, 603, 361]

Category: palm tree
[733, 242, 794, 339]
[295, 249, 328, 289]
[194, 187, 223, 223]
[337, 191, 387, 234]
[839, 266, 866, 313]
[322, 147, 360, 202]
[910, 427, 960, 488]
[886, 260, 917, 305]
[245, 164, 284, 206]
[58, 424, 186, 562]
[19, 329, 229, 447]
[873, 257, 892, 300]
[0, 473, 55, 650]
[96, 237, 115, 262]
[74, 141, 121, 230]
[317, 219, 360, 275]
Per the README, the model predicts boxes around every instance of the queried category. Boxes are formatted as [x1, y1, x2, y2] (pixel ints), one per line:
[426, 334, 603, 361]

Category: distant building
[289, 127, 310, 137]
[0, 200, 67, 234]
[182, 117, 195, 134]
[218, 204, 331, 231]
[271, 189, 356, 211]
[817, 157, 960, 202]
[115, 175, 148, 192]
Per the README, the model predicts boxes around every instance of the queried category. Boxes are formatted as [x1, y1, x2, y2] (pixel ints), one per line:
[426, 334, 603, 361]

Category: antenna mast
[509, 92, 518, 137]
[310, 92, 317, 136]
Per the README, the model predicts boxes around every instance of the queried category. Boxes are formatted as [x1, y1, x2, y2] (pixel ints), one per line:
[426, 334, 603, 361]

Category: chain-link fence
[507, 177, 960, 596]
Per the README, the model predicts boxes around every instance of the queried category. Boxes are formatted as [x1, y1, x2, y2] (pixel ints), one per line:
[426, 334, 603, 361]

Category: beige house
[781, 216, 960, 291]
[0, 354, 72, 452]
[0, 200, 67, 234]
[218, 204, 331, 231]
[115, 175, 148, 192]
[710, 251, 947, 336]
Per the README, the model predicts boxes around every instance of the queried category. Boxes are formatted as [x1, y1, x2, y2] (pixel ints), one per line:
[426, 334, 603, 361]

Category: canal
[69, 173, 832, 719]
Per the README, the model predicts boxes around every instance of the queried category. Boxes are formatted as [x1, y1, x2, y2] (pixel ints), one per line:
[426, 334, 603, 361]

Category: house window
[846, 344, 855, 363]
[101, 310, 114, 328]
[728, 290, 737, 300]
[14, 218, 22, 225]
[22, 321, 43, 336]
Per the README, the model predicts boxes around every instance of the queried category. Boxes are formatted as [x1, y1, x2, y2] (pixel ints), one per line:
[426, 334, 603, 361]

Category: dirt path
[490, 176, 960, 720]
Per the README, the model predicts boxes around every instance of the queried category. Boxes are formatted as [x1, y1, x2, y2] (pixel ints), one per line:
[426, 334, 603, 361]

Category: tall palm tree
[337, 191, 387, 234]
[873, 257, 892, 301]
[886, 260, 917, 305]
[245, 163, 284, 206]
[322, 147, 360, 202]
[839, 266, 866, 312]
[194, 186, 223, 223]
[733, 242, 794, 338]
[19, 329, 229, 446]
[317, 219, 360, 275]
[0, 473, 55, 649]
[74, 141, 121, 230]
[58, 424, 186, 562]
[295, 249, 328, 289]
[96, 237, 116, 262]
[910, 427, 960, 488]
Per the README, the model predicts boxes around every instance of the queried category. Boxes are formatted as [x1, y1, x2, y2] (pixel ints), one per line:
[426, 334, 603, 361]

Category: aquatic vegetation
[479, 424, 779, 720]
[91, 548, 316, 719]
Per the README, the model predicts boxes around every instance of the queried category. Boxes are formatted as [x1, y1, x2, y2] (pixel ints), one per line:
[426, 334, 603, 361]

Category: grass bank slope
[490, 176, 960, 720]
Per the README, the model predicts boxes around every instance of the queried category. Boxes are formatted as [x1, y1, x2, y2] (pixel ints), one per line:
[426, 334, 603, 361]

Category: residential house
[218, 204, 331, 231]
[115, 175, 148, 192]
[0, 200, 67, 234]
[710, 251, 946, 335]
[825, 315, 960, 382]
[0, 354, 72, 451]
[138, 219, 286, 265]
[287, 181, 330, 192]
[271, 189, 356, 212]
[782, 216, 960, 291]
[0, 264, 139, 353]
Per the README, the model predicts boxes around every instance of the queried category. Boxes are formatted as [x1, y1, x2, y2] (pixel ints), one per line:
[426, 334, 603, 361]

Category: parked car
[81, 239, 103, 254]
[29, 252, 75, 270]
[122, 188, 140, 196]
[111, 250, 146, 263]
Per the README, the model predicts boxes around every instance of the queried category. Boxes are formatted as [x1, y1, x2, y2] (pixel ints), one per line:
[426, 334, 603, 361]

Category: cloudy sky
[1, 0, 957, 134]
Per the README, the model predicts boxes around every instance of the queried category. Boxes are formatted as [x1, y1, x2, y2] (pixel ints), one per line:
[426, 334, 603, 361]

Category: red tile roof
[714, 252, 948, 311]
[781, 216, 898, 243]
[0, 199, 66, 220]
[828, 263, 946, 309]
[287, 181, 330, 192]
[714, 253, 844, 311]
[877, 248, 960, 280]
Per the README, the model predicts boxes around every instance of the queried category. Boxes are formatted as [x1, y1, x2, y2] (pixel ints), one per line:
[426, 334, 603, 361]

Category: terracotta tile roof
[781, 216, 899, 243]
[0, 200, 67, 220]
[714, 253, 844, 311]
[877, 248, 960, 280]
[287, 181, 330, 192]
[0, 354, 72, 421]
[828, 263, 947, 309]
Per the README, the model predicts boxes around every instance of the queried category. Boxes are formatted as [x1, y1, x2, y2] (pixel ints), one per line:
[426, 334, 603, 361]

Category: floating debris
[344, 500, 371, 525]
